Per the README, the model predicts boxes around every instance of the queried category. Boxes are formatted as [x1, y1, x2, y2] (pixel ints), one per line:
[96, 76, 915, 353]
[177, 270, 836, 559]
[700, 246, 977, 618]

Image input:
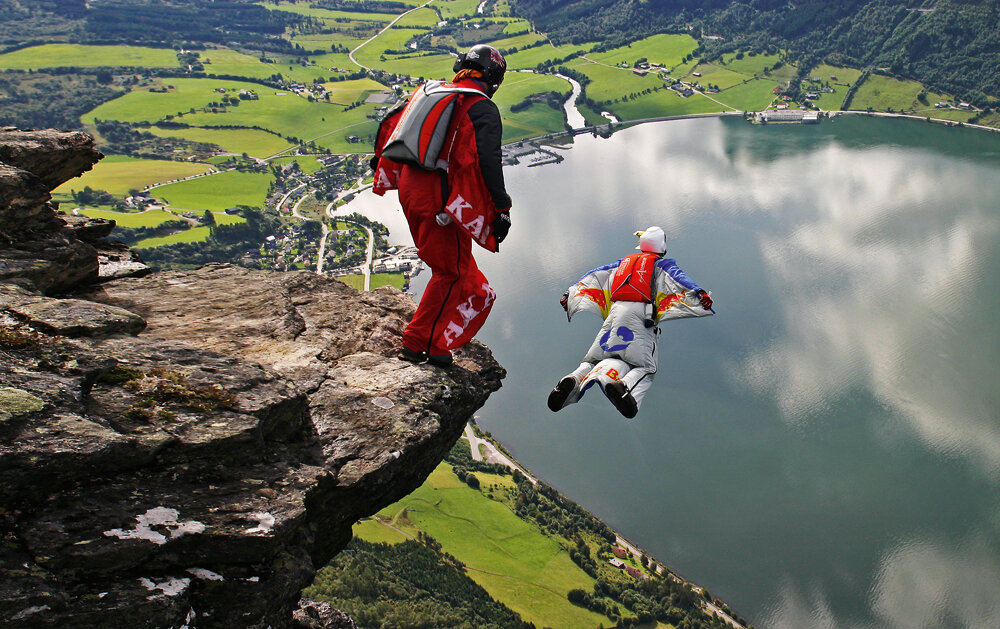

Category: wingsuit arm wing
[652, 257, 714, 322]
[564, 260, 620, 322]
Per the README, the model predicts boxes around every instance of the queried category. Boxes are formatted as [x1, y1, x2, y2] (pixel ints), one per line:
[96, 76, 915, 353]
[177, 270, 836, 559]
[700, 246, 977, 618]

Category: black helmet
[453, 44, 506, 96]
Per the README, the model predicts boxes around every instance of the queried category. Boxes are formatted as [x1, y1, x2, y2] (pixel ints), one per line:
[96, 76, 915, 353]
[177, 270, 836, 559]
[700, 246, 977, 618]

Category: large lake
[346, 115, 1000, 629]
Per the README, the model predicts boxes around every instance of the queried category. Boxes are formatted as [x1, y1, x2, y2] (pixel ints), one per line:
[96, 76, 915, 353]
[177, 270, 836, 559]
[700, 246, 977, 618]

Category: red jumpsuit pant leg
[399, 168, 495, 355]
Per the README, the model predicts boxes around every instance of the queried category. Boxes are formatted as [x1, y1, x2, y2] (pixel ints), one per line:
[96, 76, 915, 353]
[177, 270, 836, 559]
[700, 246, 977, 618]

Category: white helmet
[634, 226, 666, 254]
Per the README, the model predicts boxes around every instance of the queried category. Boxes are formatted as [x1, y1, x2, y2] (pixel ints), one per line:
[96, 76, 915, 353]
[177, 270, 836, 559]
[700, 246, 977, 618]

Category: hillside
[513, 0, 1000, 106]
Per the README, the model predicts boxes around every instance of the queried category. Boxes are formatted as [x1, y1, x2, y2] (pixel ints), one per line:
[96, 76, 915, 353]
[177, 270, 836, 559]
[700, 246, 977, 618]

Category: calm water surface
[349, 115, 1000, 629]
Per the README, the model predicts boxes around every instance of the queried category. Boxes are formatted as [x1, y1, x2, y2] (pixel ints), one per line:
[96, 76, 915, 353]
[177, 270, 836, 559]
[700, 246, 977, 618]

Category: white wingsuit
[548, 227, 714, 418]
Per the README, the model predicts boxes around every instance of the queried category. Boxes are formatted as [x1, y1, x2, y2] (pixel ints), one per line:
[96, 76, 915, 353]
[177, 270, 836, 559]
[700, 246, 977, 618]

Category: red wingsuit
[372, 78, 511, 357]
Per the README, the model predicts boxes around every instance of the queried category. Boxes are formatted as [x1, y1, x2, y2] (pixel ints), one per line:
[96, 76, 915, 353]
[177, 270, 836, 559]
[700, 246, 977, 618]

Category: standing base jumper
[548, 226, 714, 418]
[370, 45, 512, 367]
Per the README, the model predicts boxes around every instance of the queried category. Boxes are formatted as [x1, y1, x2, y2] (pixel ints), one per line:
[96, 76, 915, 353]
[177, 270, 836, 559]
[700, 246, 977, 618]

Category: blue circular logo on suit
[600, 326, 634, 352]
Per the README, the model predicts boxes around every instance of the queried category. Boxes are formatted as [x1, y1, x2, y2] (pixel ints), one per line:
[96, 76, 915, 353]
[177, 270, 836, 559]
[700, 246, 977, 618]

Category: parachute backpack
[380, 80, 486, 170]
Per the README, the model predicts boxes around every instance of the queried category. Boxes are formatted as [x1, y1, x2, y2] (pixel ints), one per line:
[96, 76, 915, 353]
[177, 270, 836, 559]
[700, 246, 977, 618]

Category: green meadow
[353, 518, 409, 544]
[52, 155, 213, 197]
[322, 77, 389, 105]
[153, 170, 274, 212]
[491, 32, 548, 52]
[689, 62, 757, 90]
[148, 126, 295, 158]
[75, 208, 177, 228]
[716, 78, 784, 111]
[850, 73, 947, 113]
[199, 48, 329, 84]
[436, 0, 481, 18]
[87, 75, 381, 150]
[367, 464, 609, 629]
[395, 7, 440, 28]
[272, 155, 325, 174]
[83, 77, 259, 125]
[134, 225, 213, 248]
[494, 72, 571, 141]
[212, 211, 247, 225]
[565, 58, 660, 104]
[336, 272, 405, 290]
[810, 63, 864, 88]
[587, 33, 697, 69]
[608, 89, 729, 120]
[0, 44, 179, 70]
[505, 41, 594, 70]
[306, 51, 363, 75]
[260, 1, 395, 22]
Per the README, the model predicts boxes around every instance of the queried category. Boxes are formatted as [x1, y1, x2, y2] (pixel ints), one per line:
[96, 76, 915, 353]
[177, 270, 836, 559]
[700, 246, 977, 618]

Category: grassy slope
[362, 464, 610, 629]
[0, 44, 179, 69]
[52, 155, 214, 196]
[75, 208, 177, 228]
[133, 225, 213, 248]
[147, 126, 295, 158]
[153, 170, 274, 212]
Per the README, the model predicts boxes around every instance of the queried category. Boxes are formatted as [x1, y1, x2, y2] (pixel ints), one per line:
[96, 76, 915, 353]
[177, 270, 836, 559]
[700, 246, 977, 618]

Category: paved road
[349, 0, 436, 71]
[462, 422, 535, 485]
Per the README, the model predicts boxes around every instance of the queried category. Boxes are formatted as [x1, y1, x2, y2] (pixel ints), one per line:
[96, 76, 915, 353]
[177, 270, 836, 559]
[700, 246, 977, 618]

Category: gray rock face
[0, 132, 506, 628]
[0, 128, 151, 293]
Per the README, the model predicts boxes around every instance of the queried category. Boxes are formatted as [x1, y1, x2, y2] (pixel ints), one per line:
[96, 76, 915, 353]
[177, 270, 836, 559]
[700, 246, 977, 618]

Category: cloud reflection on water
[870, 533, 1000, 628]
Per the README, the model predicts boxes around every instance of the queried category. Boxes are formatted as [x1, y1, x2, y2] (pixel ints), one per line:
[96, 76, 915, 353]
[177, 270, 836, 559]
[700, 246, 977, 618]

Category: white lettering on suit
[446, 194, 472, 222]
[376, 167, 396, 189]
[442, 283, 496, 345]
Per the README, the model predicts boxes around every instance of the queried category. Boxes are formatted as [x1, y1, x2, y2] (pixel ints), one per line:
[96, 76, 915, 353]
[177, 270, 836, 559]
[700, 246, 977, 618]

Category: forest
[512, 0, 1000, 106]
[0, 0, 305, 53]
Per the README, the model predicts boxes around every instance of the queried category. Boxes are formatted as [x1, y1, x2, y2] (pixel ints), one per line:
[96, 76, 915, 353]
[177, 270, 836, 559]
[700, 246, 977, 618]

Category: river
[343, 115, 1000, 628]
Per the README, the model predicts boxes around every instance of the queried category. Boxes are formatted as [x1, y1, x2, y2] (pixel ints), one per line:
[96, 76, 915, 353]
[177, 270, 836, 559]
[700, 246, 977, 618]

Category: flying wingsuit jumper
[548, 226, 715, 418]
[371, 45, 512, 367]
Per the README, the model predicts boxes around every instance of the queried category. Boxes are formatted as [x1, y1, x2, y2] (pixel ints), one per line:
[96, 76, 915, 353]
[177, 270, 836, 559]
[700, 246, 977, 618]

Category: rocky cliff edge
[0, 129, 505, 628]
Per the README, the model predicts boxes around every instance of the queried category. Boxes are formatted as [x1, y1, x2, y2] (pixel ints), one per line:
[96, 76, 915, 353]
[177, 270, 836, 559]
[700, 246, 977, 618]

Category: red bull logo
[656, 292, 686, 315]
[578, 287, 607, 310]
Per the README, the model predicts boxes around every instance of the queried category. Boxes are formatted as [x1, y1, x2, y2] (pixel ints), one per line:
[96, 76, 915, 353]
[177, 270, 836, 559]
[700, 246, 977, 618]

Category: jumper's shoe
[399, 347, 427, 363]
[604, 380, 638, 419]
[547, 376, 576, 412]
[427, 352, 453, 368]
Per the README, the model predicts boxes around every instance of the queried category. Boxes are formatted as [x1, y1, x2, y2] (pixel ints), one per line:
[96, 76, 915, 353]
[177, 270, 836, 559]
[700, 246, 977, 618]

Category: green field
[148, 126, 295, 158]
[372, 464, 609, 629]
[566, 58, 661, 105]
[134, 225, 212, 248]
[83, 76, 381, 151]
[322, 77, 390, 105]
[850, 73, 948, 113]
[52, 155, 214, 197]
[353, 518, 410, 544]
[717, 78, 784, 111]
[153, 170, 274, 212]
[395, 6, 439, 28]
[199, 47, 329, 84]
[505, 41, 594, 69]
[83, 77, 261, 125]
[587, 33, 698, 69]
[336, 272, 405, 290]
[212, 211, 247, 225]
[494, 71, 571, 141]
[272, 155, 325, 174]
[75, 208, 178, 228]
[0, 44, 180, 70]
[261, 0, 396, 22]
[436, 0, 482, 19]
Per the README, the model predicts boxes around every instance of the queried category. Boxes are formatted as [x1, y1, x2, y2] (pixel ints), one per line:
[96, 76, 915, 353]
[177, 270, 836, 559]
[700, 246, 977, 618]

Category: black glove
[493, 210, 511, 244]
[696, 289, 713, 310]
[559, 291, 569, 312]
[369, 155, 378, 171]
